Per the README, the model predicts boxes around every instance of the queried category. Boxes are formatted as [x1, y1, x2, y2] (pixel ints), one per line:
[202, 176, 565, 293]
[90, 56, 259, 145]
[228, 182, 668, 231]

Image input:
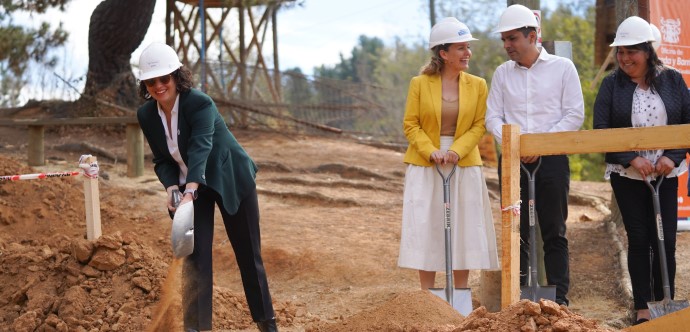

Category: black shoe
[633, 318, 649, 326]
[256, 318, 278, 332]
[555, 297, 569, 307]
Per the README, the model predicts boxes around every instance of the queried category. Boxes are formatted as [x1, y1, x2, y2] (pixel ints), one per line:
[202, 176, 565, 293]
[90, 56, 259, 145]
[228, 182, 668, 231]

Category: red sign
[650, 2, 690, 220]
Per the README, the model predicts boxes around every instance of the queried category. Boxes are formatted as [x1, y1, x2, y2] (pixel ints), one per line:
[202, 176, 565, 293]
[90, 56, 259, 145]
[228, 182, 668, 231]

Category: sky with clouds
[16, 0, 559, 101]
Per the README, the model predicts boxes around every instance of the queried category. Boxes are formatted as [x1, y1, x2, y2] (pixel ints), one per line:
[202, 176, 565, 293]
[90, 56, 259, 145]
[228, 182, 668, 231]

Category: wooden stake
[82, 156, 102, 240]
[501, 124, 521, 309]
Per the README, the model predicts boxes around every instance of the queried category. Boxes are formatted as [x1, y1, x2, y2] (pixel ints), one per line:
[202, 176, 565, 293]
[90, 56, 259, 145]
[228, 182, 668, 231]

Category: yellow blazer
[403, 72, 488, 167]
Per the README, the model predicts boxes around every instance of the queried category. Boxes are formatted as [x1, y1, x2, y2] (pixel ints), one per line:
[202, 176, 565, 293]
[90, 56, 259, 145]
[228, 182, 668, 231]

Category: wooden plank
[82, 156, 102, 240]
[520, 124, 690, 156]
[126, 124, 145, 178]
[501, 124, 522, 309]
[0, 116, 138, 127]
[27, 125, 45, 166]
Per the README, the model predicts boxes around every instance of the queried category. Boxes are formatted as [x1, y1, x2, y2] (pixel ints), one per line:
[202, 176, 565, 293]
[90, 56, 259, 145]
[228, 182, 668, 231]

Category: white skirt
[398, 137, 499, 271]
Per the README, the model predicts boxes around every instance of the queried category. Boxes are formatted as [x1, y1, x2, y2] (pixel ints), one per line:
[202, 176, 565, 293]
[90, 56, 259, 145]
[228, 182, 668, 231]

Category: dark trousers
[183, 187, 275, 330]
[610, 173, 678, 310]
[518, 155, 571, 304]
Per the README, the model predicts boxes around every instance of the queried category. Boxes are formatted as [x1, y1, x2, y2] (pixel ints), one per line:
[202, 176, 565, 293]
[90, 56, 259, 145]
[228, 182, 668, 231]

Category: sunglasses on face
[143, 74, 172, 87]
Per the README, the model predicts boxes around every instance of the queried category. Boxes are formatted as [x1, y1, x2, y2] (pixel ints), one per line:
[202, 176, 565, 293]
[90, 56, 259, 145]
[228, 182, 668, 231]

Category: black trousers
[183, 187, 275, 330]
[610, 173, 678, 310]
[518, 155, 571, 304]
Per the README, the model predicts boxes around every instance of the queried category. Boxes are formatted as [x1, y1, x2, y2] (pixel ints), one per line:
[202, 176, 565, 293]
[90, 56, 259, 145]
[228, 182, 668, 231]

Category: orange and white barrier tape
[1, 154, 99, 181]
[501, 200, 522, 216]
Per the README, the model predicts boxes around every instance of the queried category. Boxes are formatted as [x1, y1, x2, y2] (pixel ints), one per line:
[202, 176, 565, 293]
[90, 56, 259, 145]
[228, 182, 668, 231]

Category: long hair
[615, 42, 664, 91]
[138, 66, 194, 100]
[420, 44, 450, 76]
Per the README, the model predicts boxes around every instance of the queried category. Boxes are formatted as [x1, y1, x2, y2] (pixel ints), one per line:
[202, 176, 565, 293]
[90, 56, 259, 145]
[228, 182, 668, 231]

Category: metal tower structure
[165, 0, 294, 108]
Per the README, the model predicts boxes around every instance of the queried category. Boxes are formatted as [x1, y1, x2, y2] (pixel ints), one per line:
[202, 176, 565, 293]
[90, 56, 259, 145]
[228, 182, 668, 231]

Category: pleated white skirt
[398, 137, 499, 271]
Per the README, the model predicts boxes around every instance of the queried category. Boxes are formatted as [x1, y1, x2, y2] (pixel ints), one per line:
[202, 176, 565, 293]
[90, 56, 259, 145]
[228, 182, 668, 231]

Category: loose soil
[0, 120, 688, 332]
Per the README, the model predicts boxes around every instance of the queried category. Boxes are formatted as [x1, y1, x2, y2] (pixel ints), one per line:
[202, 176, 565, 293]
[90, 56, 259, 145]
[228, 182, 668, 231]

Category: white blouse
[605, 86, 687, 180]
[156, 94, 189, 185]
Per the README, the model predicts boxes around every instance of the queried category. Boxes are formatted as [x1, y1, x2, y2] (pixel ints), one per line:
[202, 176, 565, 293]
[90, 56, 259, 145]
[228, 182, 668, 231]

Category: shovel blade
[520, 285, 557, 303]
[429, 288, 473, 316]
[648, 298, 690, 319]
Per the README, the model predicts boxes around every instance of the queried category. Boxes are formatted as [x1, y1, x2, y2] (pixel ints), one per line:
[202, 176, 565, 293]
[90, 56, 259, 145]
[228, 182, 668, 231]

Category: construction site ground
[1, 122, 690, 331]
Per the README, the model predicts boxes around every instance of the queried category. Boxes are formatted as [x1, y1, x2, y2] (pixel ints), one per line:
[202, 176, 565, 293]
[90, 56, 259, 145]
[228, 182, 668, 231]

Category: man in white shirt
[485, 4, 585, 306]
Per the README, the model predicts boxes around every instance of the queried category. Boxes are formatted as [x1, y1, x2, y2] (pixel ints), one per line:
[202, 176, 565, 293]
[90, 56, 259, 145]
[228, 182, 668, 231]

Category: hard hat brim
[139, 63, 182, 81]
[429, 37, 479, 49]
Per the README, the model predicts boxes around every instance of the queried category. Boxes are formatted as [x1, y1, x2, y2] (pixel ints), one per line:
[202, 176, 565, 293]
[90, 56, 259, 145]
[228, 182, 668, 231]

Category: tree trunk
[82, 0, 155, 114]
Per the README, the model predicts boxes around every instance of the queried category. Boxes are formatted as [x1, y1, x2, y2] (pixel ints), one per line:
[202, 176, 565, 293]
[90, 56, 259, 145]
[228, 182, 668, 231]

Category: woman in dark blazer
[136, 42, 277, 332]
[594, 17, 690, 325]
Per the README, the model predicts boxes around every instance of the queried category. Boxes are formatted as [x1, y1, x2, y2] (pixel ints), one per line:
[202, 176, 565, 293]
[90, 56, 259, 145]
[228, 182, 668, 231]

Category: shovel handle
[435, 163, 457, 306]
[643, 175, 673, 301]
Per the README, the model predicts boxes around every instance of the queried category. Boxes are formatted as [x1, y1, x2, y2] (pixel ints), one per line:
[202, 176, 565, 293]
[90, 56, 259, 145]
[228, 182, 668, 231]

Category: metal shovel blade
[520, 284, 556, 303]
[171, 201, 195, 258]
[429, 288, 473, 316]
[649, 298, 690, 319]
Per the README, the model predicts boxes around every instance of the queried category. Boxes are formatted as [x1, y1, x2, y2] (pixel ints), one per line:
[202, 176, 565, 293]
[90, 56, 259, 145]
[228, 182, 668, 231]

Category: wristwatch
[183, 188, 198, 200]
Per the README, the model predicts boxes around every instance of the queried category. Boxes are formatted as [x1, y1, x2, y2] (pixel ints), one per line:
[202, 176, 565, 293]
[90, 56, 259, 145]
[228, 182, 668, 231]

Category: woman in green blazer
[136, 42, 277, 332]
[398, 18, 499, 290]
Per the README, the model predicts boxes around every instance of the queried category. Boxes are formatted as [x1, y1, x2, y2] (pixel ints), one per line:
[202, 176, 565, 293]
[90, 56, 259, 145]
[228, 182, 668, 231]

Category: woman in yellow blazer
[398, 18, 499, 290]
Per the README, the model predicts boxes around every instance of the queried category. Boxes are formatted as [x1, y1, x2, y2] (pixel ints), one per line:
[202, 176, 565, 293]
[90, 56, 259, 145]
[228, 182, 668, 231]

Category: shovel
[519, 158, 556, 302]
[429, 164, 473, 316]
[643, 175, 689, 319]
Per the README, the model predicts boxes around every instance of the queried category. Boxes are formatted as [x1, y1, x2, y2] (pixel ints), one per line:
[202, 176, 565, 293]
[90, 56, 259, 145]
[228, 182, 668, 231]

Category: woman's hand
[444, 150, 459, 164]
[166, 185, 180, 212]
[430, 150, 445, 164]
[655, 156, 675, 176]
[630, 156, 655, 178]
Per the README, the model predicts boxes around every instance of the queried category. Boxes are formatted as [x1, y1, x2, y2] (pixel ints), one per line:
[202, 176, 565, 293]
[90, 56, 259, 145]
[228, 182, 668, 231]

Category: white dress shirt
[485, 48, 585, 144]
[156, 94, 189, 185]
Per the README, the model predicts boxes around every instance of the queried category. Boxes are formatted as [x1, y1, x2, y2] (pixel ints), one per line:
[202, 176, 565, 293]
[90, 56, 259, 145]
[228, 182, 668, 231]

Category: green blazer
[402, 72, 487, 167]
[137, 89, 257, 215]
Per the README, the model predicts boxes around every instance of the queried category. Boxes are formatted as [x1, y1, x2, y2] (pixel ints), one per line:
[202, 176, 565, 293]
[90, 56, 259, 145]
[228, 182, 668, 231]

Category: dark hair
[516, 27, 536, 38]
[138, 66, 194, 100]
[615, 42, 664, 91]
[420, 43, 451, 76]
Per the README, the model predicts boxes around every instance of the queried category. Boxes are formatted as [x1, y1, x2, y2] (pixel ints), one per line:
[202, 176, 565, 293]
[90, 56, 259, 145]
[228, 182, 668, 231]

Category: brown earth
[0, 121, 689, 332]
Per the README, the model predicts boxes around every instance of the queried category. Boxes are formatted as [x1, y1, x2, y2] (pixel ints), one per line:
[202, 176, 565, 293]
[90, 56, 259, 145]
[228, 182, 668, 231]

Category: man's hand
[521, 156, 540, 164]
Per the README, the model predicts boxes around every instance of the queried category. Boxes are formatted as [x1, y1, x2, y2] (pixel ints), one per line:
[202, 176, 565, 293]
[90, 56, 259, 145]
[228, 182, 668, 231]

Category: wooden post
[126, 123, 144, 177]
[82, 156, 102, 240]
[501, 124, 521, 308]
[27, 125, 45, 166]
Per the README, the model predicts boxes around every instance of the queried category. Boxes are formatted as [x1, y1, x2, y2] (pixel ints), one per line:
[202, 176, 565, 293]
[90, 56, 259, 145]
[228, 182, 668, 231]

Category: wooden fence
[500, 123, 690, 308]
[0, 117, 144, 177]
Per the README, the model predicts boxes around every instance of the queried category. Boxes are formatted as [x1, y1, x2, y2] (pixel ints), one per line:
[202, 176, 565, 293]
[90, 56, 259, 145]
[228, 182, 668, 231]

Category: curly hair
[138, 66, 195, 100]
[420, 44, 451, 76]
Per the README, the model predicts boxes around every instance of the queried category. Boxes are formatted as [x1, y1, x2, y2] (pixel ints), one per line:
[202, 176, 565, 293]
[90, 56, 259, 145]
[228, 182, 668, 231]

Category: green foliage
[0, 0, 69, 106]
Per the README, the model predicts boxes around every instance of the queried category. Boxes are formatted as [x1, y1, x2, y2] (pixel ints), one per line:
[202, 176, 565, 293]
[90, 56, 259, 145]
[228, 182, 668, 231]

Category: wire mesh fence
[200, 60, 408, 146]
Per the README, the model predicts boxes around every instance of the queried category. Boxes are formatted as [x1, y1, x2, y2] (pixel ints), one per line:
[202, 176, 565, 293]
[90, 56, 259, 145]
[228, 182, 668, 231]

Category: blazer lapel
[429, 75, 443, 129]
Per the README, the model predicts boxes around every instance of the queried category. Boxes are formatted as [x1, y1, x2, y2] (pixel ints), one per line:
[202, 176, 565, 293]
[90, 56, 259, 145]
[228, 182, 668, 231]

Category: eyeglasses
[143, 74, 172, 87]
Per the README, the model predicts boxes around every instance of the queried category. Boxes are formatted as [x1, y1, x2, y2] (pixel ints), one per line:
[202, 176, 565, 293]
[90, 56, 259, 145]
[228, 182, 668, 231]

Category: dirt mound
[456, 299, 616, 332]
[306, 290, 464, 331]
[305, 291, 615, 332]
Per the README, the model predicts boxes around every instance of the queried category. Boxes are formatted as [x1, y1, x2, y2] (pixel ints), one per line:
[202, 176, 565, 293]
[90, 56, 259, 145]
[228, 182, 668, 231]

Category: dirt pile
[306, 291, 616, 332]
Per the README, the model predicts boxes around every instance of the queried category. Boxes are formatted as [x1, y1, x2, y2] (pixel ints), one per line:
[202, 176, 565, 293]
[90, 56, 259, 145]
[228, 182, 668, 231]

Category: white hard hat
[650, 23, 662, 50]
[171, 201, 194, 258]
[429, 17, 478, 49]
[610, 16, 655, 47]
[138, 42, 183, 80]
[494, 4, 539, 33]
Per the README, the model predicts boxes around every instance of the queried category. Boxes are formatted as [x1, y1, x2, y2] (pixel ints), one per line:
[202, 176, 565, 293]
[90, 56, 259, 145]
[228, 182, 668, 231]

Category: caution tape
[0, 154, 99, 181]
